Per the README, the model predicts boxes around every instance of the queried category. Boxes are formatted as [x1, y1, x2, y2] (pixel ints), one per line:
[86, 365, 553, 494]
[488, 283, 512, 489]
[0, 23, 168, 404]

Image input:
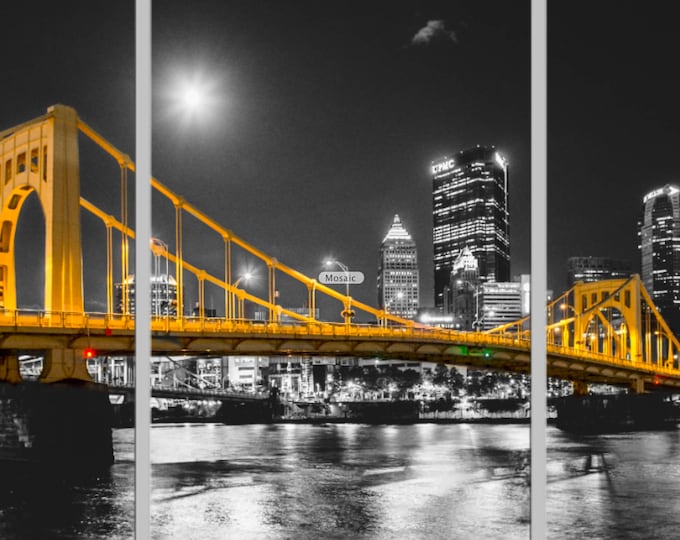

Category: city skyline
[5, 1, 532, 316]
[150, 1, 531, 316]
[3, 1, 677, 317]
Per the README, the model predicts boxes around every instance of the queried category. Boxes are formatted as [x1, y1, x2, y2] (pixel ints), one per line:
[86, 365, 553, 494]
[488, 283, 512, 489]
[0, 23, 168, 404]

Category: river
[1, 423, 679, 539]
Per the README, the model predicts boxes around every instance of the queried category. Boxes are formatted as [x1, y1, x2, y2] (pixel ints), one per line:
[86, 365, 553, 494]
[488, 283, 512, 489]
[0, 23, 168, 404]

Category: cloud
[411, 20, 457, 46]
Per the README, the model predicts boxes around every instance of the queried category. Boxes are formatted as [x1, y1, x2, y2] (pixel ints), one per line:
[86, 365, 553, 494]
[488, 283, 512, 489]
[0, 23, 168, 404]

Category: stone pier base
[555, 393, 679, 433]
[0, 381, 114, 470]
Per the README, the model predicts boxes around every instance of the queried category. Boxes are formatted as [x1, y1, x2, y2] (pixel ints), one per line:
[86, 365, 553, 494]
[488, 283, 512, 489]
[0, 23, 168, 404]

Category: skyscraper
[445, 246, 480, 330]
[377, 214, 419, 319]
[115, 274, 179, 316]
[432, 145, 510, 308]
[566, 256, 632, 288]
[638, 184, 680, 334]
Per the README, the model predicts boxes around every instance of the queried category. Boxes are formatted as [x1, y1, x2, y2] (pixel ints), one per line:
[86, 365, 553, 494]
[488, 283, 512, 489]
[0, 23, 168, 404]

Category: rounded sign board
[318, 271, 365, 285]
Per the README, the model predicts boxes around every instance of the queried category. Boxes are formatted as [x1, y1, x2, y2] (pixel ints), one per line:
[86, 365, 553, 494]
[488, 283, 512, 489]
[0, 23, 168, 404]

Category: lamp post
[233, 271, 253, 288]
[231, 271, 252, 320]
[325, 259, 354, 324]
[559, 303, 581, 349]
[325, 259, 350, 298]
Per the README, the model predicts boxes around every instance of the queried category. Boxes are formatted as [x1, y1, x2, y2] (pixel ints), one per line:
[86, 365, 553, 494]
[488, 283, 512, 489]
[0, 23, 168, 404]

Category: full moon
[182, 87, 204, 111]
[161, 67, 224, 126]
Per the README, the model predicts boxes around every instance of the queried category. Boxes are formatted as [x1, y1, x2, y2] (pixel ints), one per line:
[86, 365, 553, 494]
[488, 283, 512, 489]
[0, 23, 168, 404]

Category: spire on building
[452, 246, 479, 273]
[383, 214, 413, 243]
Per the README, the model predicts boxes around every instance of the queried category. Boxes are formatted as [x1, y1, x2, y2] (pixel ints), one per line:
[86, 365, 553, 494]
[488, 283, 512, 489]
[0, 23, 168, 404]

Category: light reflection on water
[150, 423, 530, 539]
[546, 427, 680, 539]
[3, 424, 680, 538]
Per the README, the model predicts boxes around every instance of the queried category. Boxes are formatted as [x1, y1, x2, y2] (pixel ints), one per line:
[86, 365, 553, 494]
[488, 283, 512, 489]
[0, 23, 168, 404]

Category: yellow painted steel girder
[77, 119, 418, 329]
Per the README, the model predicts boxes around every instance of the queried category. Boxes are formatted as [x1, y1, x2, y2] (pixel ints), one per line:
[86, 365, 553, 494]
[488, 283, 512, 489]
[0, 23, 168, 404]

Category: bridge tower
[0, 105, 84, 315]
[0, 105, 90, 383]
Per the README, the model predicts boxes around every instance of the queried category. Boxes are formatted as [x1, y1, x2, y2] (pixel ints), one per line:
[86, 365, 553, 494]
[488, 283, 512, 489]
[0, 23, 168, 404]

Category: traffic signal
[83, 347, 96, 359]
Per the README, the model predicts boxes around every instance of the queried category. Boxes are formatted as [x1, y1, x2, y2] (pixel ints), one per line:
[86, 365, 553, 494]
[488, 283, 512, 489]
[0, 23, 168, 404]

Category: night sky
[151, 0, 530, 318]
[4, 2, 676, 318]
[549, 1, 679, 292]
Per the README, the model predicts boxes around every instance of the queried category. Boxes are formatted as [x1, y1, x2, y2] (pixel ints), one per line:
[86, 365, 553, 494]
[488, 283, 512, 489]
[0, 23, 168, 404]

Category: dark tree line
[334, 362, 529, 399]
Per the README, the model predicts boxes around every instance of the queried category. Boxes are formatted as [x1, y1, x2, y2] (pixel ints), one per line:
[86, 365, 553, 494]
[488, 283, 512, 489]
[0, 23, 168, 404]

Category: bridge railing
[0, 309, 137, 330]
[0, 308, 533, 351]
[547, 342, 680, 375]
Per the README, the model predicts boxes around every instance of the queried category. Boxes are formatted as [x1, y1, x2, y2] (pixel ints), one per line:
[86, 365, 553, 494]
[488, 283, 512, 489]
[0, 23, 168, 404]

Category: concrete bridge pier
[555, 390, 679, 433]
[39, 348, 94, 383]
[0, 355, 21, 383]
[0, 353, 114, 470]
[630, 377, 645, 394]
[572, 380, 589, 396]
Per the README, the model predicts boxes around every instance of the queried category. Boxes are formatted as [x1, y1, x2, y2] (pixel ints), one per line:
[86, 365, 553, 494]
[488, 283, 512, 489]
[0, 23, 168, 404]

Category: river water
[0, 423, 679, 539]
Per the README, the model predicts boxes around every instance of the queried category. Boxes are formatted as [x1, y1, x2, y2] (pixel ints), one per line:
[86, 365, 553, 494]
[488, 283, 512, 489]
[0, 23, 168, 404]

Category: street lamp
[559, 303, 575, 316]
[324, 259, 350, 298]
[324, 259, 356, 324]
[558, 302, 584, 348]
[230, 271, 253, 320]
[233, 271, 253, 288]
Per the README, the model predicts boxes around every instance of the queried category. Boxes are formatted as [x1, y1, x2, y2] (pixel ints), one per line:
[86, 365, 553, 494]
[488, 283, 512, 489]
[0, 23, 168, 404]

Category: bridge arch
[0, 105, 83, 314]
[567, 276, 678, 368]
[0, 186, 46, 308]
[571, 278, 643, 362]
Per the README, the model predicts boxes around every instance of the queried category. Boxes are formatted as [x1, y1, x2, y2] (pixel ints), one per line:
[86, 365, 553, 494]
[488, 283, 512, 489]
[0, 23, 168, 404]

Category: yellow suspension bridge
[0, 105, 678, 396]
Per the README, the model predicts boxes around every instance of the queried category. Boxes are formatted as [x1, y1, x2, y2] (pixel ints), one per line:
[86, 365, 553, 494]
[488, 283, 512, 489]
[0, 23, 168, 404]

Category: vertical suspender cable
[120, 163, 129, 314]
[175, 204, 184, 324]
[224, 237, 232, 319]
[106, 223, 113, 317]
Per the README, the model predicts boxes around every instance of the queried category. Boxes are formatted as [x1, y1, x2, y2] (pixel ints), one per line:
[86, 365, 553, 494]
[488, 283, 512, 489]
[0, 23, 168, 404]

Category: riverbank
[149, 412, 537, 426]
[274, 415, 532, 425]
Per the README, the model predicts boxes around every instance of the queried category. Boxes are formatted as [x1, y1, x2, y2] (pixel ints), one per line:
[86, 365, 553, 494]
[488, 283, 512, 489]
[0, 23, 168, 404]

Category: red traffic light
[83, 348, 96, 359]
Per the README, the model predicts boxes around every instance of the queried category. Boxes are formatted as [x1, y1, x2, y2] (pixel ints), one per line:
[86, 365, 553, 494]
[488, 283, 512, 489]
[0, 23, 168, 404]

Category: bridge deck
[3, 312, 680, 391]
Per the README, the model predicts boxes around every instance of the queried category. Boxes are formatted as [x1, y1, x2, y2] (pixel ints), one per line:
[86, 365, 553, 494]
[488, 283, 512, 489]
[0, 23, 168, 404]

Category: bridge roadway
[2, 310, 680, 392]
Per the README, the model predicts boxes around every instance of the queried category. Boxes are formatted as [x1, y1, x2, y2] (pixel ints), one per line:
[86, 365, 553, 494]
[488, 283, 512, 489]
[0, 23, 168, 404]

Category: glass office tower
[638, 184, 680, 334]
[432, 145, 510, 308]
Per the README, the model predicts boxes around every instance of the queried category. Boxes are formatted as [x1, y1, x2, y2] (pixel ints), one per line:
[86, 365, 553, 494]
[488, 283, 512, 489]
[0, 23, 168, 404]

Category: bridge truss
[488, 275, 680, 393]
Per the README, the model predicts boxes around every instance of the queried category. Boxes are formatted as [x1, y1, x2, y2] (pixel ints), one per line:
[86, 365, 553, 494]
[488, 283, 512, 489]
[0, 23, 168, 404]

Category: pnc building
[431, 146, 510, 308]
[638, 184, 680, 334]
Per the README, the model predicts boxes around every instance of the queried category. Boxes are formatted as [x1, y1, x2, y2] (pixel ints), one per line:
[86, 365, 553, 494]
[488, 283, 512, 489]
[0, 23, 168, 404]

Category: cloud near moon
[411, 20, 457, 46]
